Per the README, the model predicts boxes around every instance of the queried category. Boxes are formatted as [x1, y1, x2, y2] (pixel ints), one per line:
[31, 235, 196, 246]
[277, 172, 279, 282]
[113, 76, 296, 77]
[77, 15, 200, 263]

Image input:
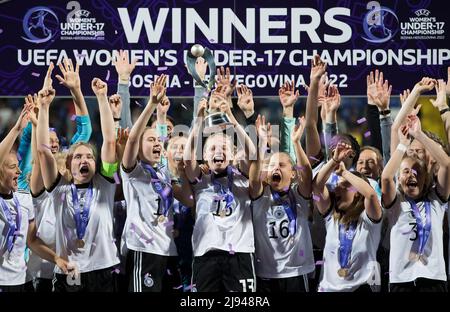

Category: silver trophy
[187, 44, 233, 134]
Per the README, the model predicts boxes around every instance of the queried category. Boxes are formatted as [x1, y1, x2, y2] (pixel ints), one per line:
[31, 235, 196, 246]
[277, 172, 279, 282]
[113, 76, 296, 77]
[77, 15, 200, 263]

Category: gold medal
[409, 251, 419, 262]
[157, 215, 166, 223]
[419, 254, 428, 265]
[76, 239, 85, 249]
[337, 268, 349, 278]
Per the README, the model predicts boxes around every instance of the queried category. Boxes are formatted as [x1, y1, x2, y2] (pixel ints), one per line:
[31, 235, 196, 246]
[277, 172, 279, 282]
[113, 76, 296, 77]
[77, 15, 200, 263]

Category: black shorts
[192, 250, 256, 292]
[0, 284, 26, 292]
[256, 274, 310, 292]
[126, 250, 175, 292]
[390, 278, 448, 292]
[24, 278, 53, 292]
[52, 266, 117, 292]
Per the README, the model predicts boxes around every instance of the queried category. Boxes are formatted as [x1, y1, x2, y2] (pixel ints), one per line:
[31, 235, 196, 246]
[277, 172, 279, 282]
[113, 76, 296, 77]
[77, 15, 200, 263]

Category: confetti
[159, 136, 169, 142]
[213, 194, 224, 201]
[164, 220, 174, 227]
[347, 186, 357, 193]
[173, 285, 183, 290]
[105, 69, 110, 81]
[112, 268, 120, 274]
[145, 237, 154, 244]
[189, 195, 194, 199]
[195, 177, 202, 183]
[112, 238, 116, 243]
[209, 38, 215, 42]
[167, 269, 172, 276]
[92, 242, 97, 247]
[181, 103, 188, 110]
[312, 194, 321, 202]
[364, 131, 371, 138]
[157, 66, 168, 71]
[134, 100, 142, 107]
[357, 117, 367, 124]
[16, 153, 22, 161]
[31, 72, 40, 77]
[71, 114, 77, 121]
[308, 155, 320, 162]
[256, 258, 261, 262]
[411, 169, 417, 175]
[161, 186, 171, 198]
[315, 260, 324, 266]
[228, 243, 235, 255]
[298, 249, 304, 257]
[184, 284, 196, 291]
[113, 172, 121, 184]
[0, 29, 3, 34]
[294, 165, 305, 171]
[202, 91, 209, 97]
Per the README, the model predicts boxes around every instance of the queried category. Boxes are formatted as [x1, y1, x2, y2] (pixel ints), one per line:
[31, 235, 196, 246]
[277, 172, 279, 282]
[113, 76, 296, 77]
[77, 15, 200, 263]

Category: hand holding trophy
[186, 44, 233, 134]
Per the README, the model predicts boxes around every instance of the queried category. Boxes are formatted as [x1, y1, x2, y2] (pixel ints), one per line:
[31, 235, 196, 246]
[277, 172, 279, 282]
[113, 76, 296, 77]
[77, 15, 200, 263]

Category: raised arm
[381, 125, 410, 207]
[408, 115, 450, 199]
[337, 162, 382, 221]
[0, 105, 32, 165]
[29, 94, 45, 194]
[183, 99, 207, 182]
[305, 55, 327, 163]
[91, 78, 116, 164]
[292, 116, 312, 198]
[249, 115, 268, 199]
[172, 161, 194, 208]
[391, 78, 435, 153]
[430, 79, 450, 144]
[56, 58, 92, 144]
[36, 88, 58, 189]
[122, 75, 166, 169]
[114, 50, 136, 129]
[279, 80, 300, 162]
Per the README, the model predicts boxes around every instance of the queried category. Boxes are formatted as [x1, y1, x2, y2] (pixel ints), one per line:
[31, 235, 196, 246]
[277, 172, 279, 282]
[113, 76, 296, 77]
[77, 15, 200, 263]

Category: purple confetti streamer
[159, 136, 169, 142]
[357, 117, 367, 124]
[161, 186, 171, 198]
[113, 172, 121, 184]
[298, 249, 304, 257]
[16, 153, 22, 161]
[308, 155, 320, 162]
[347, 186, 357, 193]
[181, 103, 188, 110]
[173, 285, 183, 290]
[294, 165, 305, 171]
[315, 260, 324, 266]
[135, 100, 142, 107]
[312, 194, 321, 202]
[31, 72, 40, 77]
[164, 220, 174, 227]
[411, 169, 417, 175]
[157, 66, 168, 71]
[228, 243, 235, 255]
[364, 131, 371, 138]
[71, 114, 77, 121]
[105, 70, 110, 81]
[167, 269, 172, 276]
[112, 268, 120, 274]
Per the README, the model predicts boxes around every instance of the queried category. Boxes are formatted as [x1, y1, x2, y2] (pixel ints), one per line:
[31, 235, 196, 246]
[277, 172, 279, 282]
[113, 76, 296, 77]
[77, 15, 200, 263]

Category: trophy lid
[203, 112, 234, 134]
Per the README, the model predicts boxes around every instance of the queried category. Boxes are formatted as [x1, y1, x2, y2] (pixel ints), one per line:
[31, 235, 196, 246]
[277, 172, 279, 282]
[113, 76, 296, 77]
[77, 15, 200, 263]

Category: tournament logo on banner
[0, 0, 448, 96]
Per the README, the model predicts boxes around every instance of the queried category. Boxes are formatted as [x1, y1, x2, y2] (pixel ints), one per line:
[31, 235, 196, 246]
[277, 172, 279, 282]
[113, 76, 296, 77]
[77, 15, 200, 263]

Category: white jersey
[387, 188, 447, 283]
[0, 191, 34, 286]
[26, 190, 56, 281]
[252, 185, 315, 278]
[191, 170, 254, 257]
[120, 163, 177, 256]
[318, 208, 382, 292]
[49, 174, 120, 274]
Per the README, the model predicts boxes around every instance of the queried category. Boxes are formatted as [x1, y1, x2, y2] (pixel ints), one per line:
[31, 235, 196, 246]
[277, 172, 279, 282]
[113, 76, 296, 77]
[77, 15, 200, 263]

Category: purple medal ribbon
[408, 200, 431, 257]
[338, 221, 357, 269]
[271, 188, 297, 236]
[211, 166, 234, 211]
[0, 195, 22, 253]
[71, 183, 94, 241]
[142, 163, 174, 217]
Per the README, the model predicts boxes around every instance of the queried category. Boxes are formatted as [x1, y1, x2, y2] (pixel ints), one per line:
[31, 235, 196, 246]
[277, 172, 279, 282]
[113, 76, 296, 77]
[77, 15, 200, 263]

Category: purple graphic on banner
[0, 0, 448, 96]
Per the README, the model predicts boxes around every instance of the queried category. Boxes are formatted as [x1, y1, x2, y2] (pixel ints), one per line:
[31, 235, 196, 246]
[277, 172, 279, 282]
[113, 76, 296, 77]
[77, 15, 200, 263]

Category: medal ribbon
[271, 188, 297, 236]
[338, 221, 357, 269]
[408, 200, 431, 256]
[211, 166, 234, 211]
[142, 162, 174, 217]
[0, 195, 22, 252]
[71, 183, 94, 241]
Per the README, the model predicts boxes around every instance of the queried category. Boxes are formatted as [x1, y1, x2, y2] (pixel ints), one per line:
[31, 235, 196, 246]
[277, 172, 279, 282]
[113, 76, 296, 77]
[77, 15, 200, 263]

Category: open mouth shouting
[152, 146, 162, 158]
[271, 171, 282, 183]
[79, 164, 90, 176]
[212, 154, 225, 166]
[405, 179, 418, 192]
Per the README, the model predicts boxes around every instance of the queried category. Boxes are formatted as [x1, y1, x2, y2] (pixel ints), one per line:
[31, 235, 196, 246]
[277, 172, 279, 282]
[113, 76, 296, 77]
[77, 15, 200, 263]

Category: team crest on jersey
[144, 273, 154, 288]
[273, 206, 285, 220]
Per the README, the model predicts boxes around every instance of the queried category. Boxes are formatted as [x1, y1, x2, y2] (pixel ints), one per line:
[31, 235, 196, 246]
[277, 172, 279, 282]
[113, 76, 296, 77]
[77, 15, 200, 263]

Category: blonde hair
[65, 142, 98, 171]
